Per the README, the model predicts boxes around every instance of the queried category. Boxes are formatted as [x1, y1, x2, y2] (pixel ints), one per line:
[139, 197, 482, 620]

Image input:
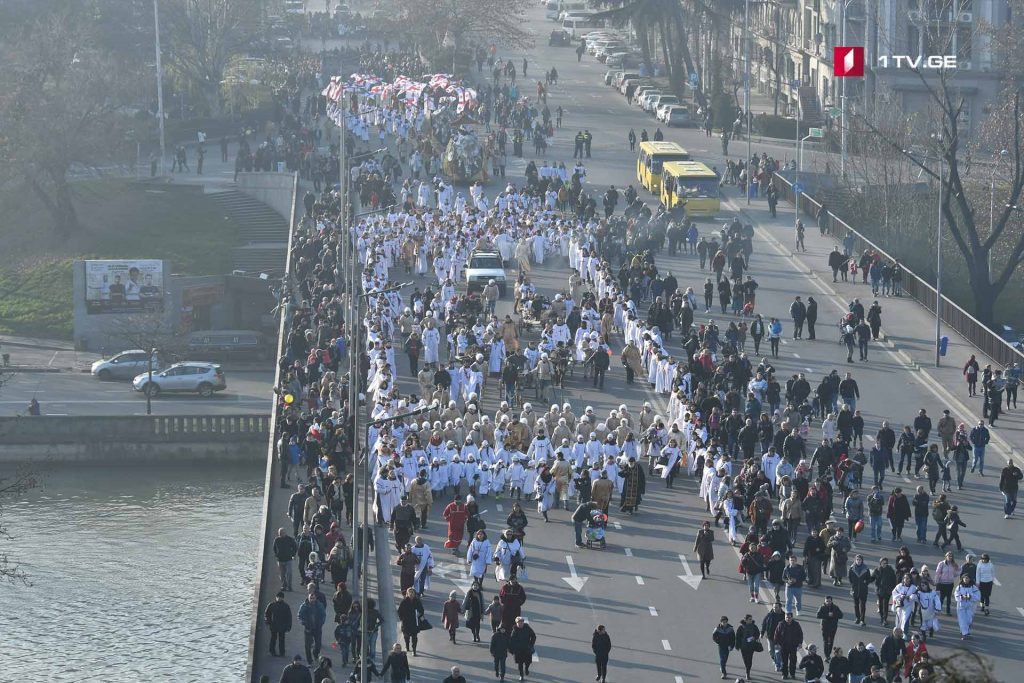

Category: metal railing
[772, 173, 1024, 367]
[0, 414, 269, 444]
[245, 172, 300, 683]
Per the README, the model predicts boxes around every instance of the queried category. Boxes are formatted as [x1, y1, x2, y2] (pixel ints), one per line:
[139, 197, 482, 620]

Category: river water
[0, 463, 264, 682]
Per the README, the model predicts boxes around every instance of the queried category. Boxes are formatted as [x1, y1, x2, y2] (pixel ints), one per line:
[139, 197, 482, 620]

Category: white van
[562, 15, 601, 38]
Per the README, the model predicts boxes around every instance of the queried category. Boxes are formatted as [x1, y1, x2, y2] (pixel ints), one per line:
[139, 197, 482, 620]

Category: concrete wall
[235, 172, 299, 222]
[0, 414, 269, 463]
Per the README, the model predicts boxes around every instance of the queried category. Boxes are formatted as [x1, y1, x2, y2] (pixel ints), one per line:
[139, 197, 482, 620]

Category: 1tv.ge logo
[834, 46, 958, 76]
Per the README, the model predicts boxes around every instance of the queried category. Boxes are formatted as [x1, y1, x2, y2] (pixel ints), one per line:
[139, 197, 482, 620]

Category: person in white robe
[411, 538, 435, 594]
[466, 531, 493, 585]
[374, 469, 404, 523]
[492, 532, 524, 582]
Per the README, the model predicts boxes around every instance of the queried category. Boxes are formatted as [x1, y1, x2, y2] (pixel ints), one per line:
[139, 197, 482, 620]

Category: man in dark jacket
[572, 500, 597, 547]
[999, 459, 1023, 518]
[789, 296, 807, 339]
[279, 654, 313, 683]
[773, 612, 804, 679]
[872, 558, 898, 627]
[839, 373, 860, 412]
[490, 626, 511, 680]
[288, 485, 310, 536]
[828, 247, 846, 282]
[848, 554, 874, 625]
[587, 343, 611, 389]
[762, 603, 787, 672]
[274, 528, 299, 592]
[805, 296, 818, 340]
[815, 596, 843, 658]
[265, 592, 293, 657]
[879, 627, 906, 681]
[798, 643, 825, 680]
[442, 665, 468, 683]
[592, 624, 612, 682]
[297, 593, 327, 664]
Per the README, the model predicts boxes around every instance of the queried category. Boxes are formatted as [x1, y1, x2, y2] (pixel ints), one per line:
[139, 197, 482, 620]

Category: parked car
[640, 90, 663, 112]
[186, 330, 270, 361]
[549, 29, 572, 46]
[634, 86, 659, 107]
[91, 350, 162, 382]
[651, 95, 679, 117]
[615, 71, 641, 88]
[664, 105, 693, 127]
[604, 52, 635, 69]
[605, 69, 623, 85]
[132, 361, 227, 398]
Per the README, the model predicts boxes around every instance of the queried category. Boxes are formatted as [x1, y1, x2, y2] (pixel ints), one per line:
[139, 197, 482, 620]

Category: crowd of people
[256, 30, 1021, 683]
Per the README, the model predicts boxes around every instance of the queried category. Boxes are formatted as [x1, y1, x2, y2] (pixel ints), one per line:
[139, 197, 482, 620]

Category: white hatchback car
[133, 361, 227, 398]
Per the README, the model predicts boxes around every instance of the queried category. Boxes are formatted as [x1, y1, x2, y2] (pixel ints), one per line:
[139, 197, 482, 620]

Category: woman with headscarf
[462, 580, 487, 643]
[467, 529, 492, 588]
[954, 574, 981, 639]
[396, 588, 424, 655]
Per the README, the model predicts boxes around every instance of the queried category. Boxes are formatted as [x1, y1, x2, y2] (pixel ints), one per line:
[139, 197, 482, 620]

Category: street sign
[809, 127, 824, 138]
[689, 72, 699, 86]
[793, 182, 805, 193]
[828, 107, 842, 118]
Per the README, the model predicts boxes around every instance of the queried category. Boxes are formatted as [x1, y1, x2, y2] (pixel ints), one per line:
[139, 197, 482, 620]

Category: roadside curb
[0, 340, 73, 352]
[5, 367, 63, 374]
[724, 194, 1023, 462]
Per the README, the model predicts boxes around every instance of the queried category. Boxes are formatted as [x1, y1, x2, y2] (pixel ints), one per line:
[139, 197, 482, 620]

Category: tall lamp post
[838, 0, 857, 178]
[359, 403, 433, 682]
[744, 0, 752, 204]
[153, 0, 167, 174]
[905, 140, 946, 367]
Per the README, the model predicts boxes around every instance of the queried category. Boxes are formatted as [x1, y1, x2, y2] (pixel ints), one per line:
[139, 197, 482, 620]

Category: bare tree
[0, 9, 133, 235]
[160, 0, 254, 117]
[107, 311, 187, 414]
[850, 1, 1024, 326]
[393, 0, 534, 63]
[0, 368, 37, 586]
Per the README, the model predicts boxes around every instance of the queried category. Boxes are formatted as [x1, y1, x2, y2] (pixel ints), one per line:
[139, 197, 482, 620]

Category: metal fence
[772, 173, 1024, 367]
[0, 414, 268, 444]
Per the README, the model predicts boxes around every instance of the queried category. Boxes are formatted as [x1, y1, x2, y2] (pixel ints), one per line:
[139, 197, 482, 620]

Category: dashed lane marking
[624, 548, 633, 557]
[636, 575, 645, 585]
[649, 606, 658, 616]
[496, 504, 504, 512]
[793, 353, 801, 359]
[662, 639, 672, 651]
[613, 521, 622, 530]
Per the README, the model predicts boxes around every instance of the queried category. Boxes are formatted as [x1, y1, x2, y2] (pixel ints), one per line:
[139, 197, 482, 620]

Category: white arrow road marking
[433, 563, 475, 595]
[649, 606, 658, 616]
[562, 554, 589, 591]
[677, 553, 702, 590]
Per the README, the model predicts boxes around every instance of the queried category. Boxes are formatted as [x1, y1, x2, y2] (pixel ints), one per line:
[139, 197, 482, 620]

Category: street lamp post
[153, 0, 167, 175]
[839, 0, 856, 178]
[744, 0, 752, 205]
[936, 151, 944, 367]
[359, 404, 432, 682]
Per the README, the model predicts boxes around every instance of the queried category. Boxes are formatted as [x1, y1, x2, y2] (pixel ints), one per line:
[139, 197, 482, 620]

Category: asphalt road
[1, 369, 274, 416]
[365, 5, 1024, 683]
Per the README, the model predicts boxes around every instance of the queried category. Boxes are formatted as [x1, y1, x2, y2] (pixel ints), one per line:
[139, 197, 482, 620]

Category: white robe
[466, 537, 493, 579]
[423, 328, 441, 364]
[374, 476, 403, 522]
[493, 537, 523, 581]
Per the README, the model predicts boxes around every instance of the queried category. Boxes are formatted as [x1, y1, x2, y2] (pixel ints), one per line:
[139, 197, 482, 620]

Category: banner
[84, 260, 164, 314]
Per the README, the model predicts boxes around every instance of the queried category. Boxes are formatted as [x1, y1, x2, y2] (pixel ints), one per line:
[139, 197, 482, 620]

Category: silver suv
[132, 361, 227, 398]
[92, 350, 161, 381]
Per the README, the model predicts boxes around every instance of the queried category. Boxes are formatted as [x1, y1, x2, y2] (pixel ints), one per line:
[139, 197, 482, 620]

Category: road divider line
[496, 504, 504, 512]
[649, 606, 658, 616]
[613, 521, 622, 530]
[661, 639, 671, 651]
[624, 548, 633, 557]
[635, 575, 645, 585]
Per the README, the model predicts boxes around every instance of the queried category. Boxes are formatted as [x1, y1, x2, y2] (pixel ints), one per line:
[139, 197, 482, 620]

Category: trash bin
[939, 336, 949, 356]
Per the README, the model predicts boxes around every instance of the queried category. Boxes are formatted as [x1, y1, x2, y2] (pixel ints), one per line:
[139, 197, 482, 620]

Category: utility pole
[153, 0, 167, 175]
[744, 0, 751, 205]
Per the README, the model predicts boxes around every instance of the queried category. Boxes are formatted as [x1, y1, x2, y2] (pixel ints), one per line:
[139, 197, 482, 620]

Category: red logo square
[834, 46, 864, 77]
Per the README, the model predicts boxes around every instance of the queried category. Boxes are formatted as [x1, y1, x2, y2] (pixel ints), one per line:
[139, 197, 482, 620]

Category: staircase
[210, 190, 290, 275]
[798, 86, 824, 127]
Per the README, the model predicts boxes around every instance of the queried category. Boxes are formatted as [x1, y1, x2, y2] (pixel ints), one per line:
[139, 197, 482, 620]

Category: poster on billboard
[84, 260, 164, 314]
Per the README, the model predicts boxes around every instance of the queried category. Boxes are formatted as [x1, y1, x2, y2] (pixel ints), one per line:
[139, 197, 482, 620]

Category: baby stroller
[586, 510, 608, 549]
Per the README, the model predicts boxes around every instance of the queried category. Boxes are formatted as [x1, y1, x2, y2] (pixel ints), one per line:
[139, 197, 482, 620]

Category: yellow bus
[636, 141, 691, 194]
[660, 160, 721, 218]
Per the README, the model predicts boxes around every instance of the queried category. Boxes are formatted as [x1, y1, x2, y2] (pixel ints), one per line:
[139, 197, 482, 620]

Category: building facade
[734, 0, 1010, 132]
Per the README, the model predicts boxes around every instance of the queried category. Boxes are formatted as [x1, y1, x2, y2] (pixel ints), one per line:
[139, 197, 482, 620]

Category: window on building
[907, 26, 921, 58]
[955, 27, 973, 60]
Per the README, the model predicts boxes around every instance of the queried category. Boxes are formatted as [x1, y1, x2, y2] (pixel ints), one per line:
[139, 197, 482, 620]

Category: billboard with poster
[84, 260, 164, 314]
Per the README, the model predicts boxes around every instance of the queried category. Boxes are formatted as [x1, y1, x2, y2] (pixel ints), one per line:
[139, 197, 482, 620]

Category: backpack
[932, 505, 946, 523]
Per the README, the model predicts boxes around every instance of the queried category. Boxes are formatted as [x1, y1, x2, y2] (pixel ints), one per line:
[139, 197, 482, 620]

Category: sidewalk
[720, 184, 1024, 460]
[0, 335, 100, 372]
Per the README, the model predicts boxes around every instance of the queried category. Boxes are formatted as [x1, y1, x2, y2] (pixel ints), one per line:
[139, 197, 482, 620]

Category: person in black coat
[734, 614, 761, 680]
[490, 626, 511, 681]
[592, 624, 612, 682]
[799, 644, 825, 680]
[396, 588, 424, 655]
[712, 616, 737, 678]
[378, 643, 411, 682]
[279, 655, 313, 683]
[806, 296, 818, 340]
[509, 617, 537, 679]
[265, 592, 293, 657]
